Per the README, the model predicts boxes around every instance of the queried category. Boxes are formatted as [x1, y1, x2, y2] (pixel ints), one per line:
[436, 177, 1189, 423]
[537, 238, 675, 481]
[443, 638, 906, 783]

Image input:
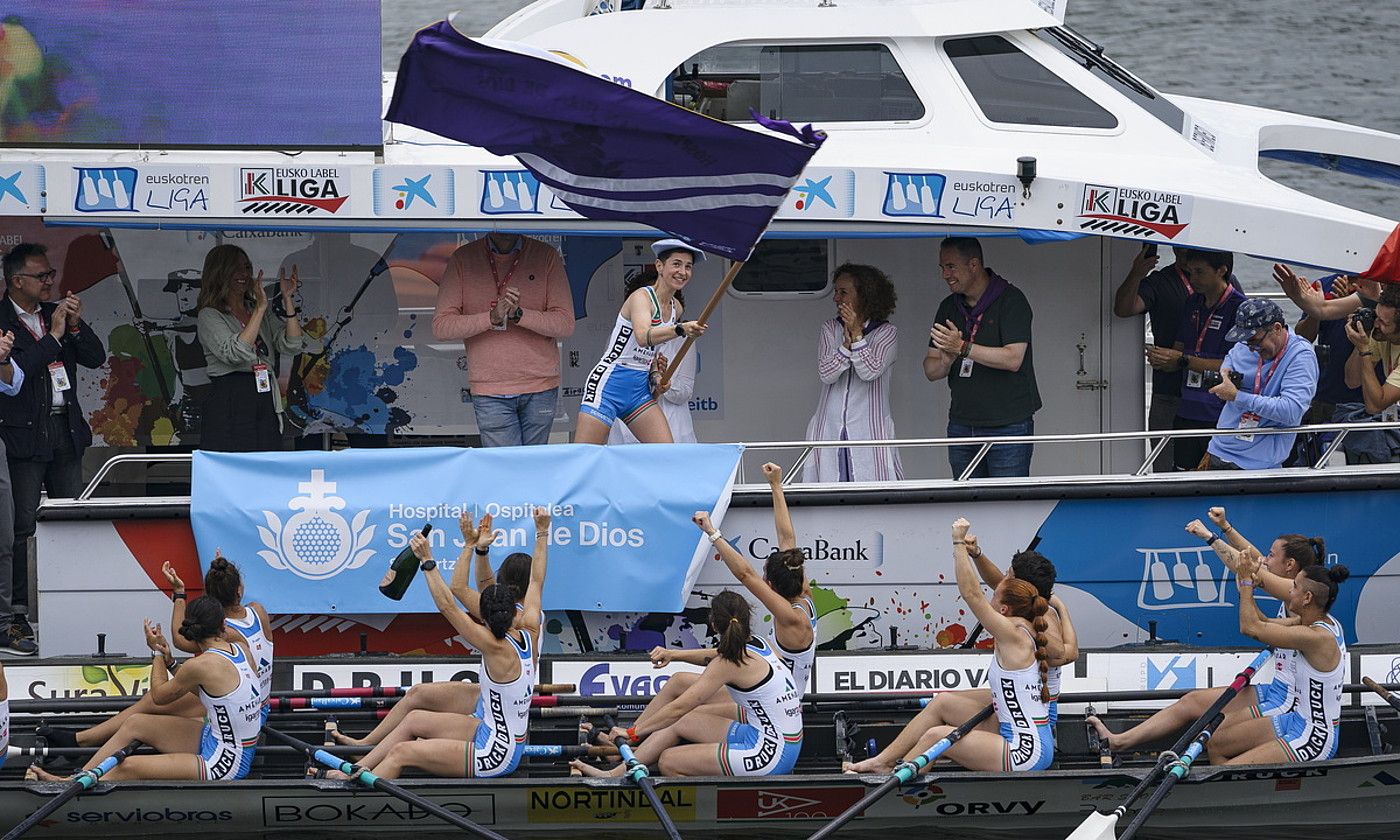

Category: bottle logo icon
[256, 469, 376, 580]
[1136, 546, 1232, 610]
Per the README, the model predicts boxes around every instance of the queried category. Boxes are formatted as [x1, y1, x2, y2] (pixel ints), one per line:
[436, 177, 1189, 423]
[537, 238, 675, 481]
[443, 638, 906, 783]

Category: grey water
[381, 0, 1400, 294]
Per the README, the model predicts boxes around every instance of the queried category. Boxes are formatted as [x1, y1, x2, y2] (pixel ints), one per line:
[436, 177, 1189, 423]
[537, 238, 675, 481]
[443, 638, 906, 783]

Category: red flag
[1359, 222, 1400, 285]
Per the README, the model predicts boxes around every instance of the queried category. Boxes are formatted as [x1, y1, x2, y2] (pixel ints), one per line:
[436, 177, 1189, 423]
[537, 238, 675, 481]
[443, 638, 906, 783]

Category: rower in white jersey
[327, 508, 548, 781]
[573, 590, 803, 778]
[846, 523, 1074, 774]
[624, 465, 816, 736]
[31, 597, 264, 783]
[575, 238, 708, 445]
[1206, 559, 1351, 765]
[0, 664, 9, 773]
[1088, 512, 1328, 753]
[39, 554, 275, 751]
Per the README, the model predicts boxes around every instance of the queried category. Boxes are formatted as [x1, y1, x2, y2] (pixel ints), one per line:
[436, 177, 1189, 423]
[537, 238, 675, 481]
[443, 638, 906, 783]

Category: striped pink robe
[803, 318, 903, 482]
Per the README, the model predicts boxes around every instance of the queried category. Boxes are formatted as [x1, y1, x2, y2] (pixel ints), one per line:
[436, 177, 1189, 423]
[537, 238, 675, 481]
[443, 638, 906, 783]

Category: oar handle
[1, 740, 142, 840]
[1363, 676, 1400, 712]
[602, 714, 648, 782]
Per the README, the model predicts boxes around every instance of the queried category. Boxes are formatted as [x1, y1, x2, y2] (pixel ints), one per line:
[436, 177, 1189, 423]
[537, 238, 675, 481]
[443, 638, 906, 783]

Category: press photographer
[1204, 299, 1318, 470]
[1339, 284, 1400, 463]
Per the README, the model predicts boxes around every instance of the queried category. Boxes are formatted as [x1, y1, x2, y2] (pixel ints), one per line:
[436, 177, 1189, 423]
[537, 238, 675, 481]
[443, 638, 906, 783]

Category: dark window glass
[1036, 28, 1186, 134]
[944, 36, 1118, 129]
[731, 239, 830, 295]
[671, 44, 923, 123]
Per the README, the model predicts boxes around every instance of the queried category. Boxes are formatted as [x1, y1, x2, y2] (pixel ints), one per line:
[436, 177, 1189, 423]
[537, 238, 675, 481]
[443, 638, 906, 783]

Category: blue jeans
[472, 389, 558, 447]
[947, 417, 1034, 479]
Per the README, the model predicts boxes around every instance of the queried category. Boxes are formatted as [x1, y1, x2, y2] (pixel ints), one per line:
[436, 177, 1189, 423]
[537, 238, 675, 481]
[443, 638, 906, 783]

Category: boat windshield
[1036, 26, 1187, 134]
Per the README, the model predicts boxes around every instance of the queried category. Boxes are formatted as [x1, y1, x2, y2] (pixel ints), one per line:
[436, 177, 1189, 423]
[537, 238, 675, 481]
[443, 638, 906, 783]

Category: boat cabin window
[1035, 28, 1186, 134]
[943, 36, 1119, 129]
[671, 43, 924, 123]
[729, 239, 831, 296]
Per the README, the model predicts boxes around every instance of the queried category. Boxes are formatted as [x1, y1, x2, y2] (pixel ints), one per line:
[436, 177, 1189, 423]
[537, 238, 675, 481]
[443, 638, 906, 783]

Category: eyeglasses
[13, 270, 56, 282]
[1246, 323, 1278, 347]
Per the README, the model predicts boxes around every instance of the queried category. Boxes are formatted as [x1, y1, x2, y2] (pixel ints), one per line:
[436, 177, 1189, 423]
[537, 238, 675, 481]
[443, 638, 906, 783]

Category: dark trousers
[9, 413, 83, 613]
[1172, 416, 1216, 471]
[201, 373, 281, 452]
[0, 439, 14, 629]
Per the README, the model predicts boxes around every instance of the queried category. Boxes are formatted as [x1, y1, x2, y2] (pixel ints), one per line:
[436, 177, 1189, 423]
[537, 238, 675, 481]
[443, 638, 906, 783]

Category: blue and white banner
[191, 444, 742, 614]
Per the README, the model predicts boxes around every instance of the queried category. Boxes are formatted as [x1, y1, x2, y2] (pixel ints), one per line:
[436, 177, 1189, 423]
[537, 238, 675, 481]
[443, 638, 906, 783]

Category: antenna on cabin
[1017, 156, 1037, 199]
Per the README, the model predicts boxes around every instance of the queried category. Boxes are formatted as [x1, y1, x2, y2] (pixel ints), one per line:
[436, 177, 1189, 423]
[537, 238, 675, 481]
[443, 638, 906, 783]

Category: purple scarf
[954, 269, 1009, 338]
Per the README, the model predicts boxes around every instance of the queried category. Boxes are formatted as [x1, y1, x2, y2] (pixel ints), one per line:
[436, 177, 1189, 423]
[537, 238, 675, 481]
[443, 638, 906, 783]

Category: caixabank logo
[240, 167, 349, 215]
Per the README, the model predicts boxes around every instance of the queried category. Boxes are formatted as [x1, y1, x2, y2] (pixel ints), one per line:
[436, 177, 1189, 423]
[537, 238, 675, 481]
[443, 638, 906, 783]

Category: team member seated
[1088, 509, 1326, 751]
[572, 590, 803, 778]
[41, 555, 273, 749]
[845, 528, 1075, 774]
[328, 512, 546, 780]
[880, 518, 1055, 774]
[333, 511, 538, 748]
[32, 598, 262, 782]
[1205, 557, 1349, 765]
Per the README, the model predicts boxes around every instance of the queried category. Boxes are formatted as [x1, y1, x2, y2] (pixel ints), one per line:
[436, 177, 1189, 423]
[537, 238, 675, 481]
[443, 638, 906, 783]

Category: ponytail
[1277, 534, 1326, 572]
[1299, 563, 1350, 611]
[1002, 578, 1051, 703]
[204, 556, 243, 607]
[763, 548, 807, 599]
[710, 590, 752, 665]
[179, 595, 227, 644]
[480, 583, 519, 639]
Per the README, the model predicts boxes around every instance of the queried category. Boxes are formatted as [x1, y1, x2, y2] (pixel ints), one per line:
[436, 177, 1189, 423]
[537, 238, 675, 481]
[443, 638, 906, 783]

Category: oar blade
[1064, 810, 1119, 840]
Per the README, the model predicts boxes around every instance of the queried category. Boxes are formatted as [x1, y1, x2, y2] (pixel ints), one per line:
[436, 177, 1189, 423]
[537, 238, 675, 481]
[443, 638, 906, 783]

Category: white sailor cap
[650, 238, 706, 262]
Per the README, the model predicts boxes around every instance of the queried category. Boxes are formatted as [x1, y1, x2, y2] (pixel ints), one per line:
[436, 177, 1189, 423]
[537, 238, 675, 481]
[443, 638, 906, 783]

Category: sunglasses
[14, 270, 56, 282]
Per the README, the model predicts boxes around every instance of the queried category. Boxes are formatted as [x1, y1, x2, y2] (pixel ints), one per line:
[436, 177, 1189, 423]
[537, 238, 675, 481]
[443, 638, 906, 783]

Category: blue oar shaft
[1, 739, 142, 840]
[807, 703, 995, 840]
[1116, 712, 1224, 840]
[263, 727, 510, 840]
[602, 715, 683, 840]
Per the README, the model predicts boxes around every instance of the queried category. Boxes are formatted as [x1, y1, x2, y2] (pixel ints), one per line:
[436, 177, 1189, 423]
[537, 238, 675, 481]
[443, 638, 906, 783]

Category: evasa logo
[257, 469, 376, 580]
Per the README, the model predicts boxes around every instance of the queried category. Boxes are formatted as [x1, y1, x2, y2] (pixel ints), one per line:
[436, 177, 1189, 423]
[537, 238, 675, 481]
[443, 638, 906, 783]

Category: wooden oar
[1, 739, 142, 840]
[599, 714, 683, 840]
[1363, 677, 1400, 713]
[1064, 648, 1271, 840]
[1114, 712, 1224, 840]
[658, 260, 742, 390]
[807, 703, 995, 840]
[261, 726, 510, 840]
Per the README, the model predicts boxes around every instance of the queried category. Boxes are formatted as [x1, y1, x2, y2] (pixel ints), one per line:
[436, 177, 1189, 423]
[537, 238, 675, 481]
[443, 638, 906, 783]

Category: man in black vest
[0, 243, 105, 646]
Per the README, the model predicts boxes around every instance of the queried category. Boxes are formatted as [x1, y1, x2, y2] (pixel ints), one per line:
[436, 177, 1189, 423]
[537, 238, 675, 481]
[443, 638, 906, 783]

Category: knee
[922, 725, 954, 744]
[657, 752, 680, 776]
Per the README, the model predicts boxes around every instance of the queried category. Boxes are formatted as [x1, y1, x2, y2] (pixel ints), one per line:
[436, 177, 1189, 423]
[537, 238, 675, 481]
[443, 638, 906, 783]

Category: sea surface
[381, 0, 1400, 294]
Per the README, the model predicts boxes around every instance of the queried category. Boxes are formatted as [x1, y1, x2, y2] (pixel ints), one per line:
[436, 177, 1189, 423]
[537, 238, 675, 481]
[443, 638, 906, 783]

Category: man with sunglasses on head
[1205, 298, 1318, 470]
[0, 243, 105, 652]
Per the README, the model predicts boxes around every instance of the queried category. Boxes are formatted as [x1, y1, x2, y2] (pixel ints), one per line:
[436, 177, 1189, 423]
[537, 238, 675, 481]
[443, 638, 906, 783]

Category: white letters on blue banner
[190, 444, 742, 613]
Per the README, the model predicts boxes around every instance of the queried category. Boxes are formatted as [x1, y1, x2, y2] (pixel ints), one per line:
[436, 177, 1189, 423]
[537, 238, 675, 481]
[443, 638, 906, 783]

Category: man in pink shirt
[433, 233, 575, 446]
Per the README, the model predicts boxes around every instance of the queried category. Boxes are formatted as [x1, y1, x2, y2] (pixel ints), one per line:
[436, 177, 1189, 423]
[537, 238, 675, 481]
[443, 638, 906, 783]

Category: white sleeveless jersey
[1266, 600, 1298, 709]
[989, 629, 1050, 768]
[0, 699, 8, 771]
[474, 629, 535, 769]
[773, 597, 817, 693]
[198, 644, 264, 777]
[1291, 616, 1346, 745]
[597, 287, 678, 373]
[725, 638, 803, 754]
[225, 605, 274, 699]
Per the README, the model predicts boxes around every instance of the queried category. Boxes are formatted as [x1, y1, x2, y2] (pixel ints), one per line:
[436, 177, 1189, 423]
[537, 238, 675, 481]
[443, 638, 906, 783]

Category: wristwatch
[674, 323, 686, 338]
[474, 546, 490, 556]
[509, 307, 523, 322]
[419, 559, 437, 571]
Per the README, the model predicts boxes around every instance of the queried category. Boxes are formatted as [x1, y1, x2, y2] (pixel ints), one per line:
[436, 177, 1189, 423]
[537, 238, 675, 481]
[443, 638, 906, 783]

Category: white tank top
[0, 699, 9, 765]
[478, 629, 534, 754]
[1268, 600, 1298, 708]
[225, 605, 274, 699]
[773, 597, 817, 693]
[726, 637, 804, 737]
[597, 287, 679, 372]
[198, 644, 264, 752]
[989, 628, 1050, 756]
[1292, 615, 1346, 732]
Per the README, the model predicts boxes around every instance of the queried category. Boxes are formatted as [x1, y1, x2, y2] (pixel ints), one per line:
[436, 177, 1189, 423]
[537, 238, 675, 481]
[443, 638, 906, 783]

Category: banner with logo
[190, 445, 741, 614]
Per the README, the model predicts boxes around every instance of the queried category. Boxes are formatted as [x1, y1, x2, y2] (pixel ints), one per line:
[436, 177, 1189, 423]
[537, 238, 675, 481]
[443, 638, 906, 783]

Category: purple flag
[385, 22, 824, 261]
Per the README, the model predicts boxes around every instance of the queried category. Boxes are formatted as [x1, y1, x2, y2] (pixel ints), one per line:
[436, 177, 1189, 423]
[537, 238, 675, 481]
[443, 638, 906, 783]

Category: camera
[1201, 369, 1244, 389]
[1351, 307, 1378, 334]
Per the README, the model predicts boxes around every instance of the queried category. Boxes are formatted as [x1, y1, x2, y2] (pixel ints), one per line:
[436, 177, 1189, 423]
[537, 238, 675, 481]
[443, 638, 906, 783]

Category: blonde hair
[196, 244, 253, 314]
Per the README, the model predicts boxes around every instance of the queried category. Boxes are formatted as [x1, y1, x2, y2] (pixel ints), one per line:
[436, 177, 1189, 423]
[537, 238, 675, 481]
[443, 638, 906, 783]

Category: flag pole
[658, 259, 744, 390]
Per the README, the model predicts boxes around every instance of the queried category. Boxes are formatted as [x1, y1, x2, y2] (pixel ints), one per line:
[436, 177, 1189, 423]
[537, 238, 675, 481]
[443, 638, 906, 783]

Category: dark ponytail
[710, 590, 751, 665]
[204, 556, 243, 607]
[498, 553, 531, 602]
[480, 583, 519, 640]
[1277, 534, 1325, 571]
[180, 595, 227, 644]
[763, 548, 806, 599]
[1300, 564, 1350, 611]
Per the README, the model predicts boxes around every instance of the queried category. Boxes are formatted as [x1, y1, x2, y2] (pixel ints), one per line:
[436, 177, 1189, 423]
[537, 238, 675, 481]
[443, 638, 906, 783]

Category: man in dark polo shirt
[1114, 244, 1242, 471]
[1143, 249, 1246, 470]
[925, 237, 1040, 478]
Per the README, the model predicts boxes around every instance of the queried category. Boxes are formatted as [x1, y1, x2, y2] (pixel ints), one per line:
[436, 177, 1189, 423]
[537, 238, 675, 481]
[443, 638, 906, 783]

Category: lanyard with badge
[1177, 266, 1195, 296]
[1185, 288, 1238, 390]
[18, 316, 72, 395]
[1236, 353, 1281, 441]
[236, 310, 274, 394]
[488, 247, 523, 302]
[958, 314, 986, 378]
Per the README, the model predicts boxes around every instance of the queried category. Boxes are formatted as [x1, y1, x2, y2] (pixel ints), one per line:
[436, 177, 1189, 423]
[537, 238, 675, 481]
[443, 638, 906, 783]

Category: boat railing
[63, 419, 1400, 502]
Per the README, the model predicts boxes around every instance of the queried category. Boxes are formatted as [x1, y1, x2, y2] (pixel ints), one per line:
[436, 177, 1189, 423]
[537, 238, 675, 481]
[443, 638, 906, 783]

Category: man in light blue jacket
[1206, 299, 1318, 470]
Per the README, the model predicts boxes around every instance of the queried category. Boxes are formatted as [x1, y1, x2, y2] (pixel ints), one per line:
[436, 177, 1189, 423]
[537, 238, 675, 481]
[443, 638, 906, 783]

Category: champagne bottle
[379, 523, 432, 601]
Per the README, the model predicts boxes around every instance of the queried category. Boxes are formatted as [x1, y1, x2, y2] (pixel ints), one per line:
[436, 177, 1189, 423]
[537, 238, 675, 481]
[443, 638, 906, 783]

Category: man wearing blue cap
[1206, 299, 1318, 469]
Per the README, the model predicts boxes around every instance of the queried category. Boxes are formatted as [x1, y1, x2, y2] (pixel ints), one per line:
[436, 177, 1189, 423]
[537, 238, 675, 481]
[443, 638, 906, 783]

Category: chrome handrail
[70, 419, 1400, 500]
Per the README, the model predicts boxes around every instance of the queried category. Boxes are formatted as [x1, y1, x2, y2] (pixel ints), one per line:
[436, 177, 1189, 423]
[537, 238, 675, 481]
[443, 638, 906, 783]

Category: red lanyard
[1192, 288, 1237, 353]
[1177, 266, 1194, 296]
[18, 312, 43, 342]
[1254, 353, 1281, 393]
[488, 248, 522, 296]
